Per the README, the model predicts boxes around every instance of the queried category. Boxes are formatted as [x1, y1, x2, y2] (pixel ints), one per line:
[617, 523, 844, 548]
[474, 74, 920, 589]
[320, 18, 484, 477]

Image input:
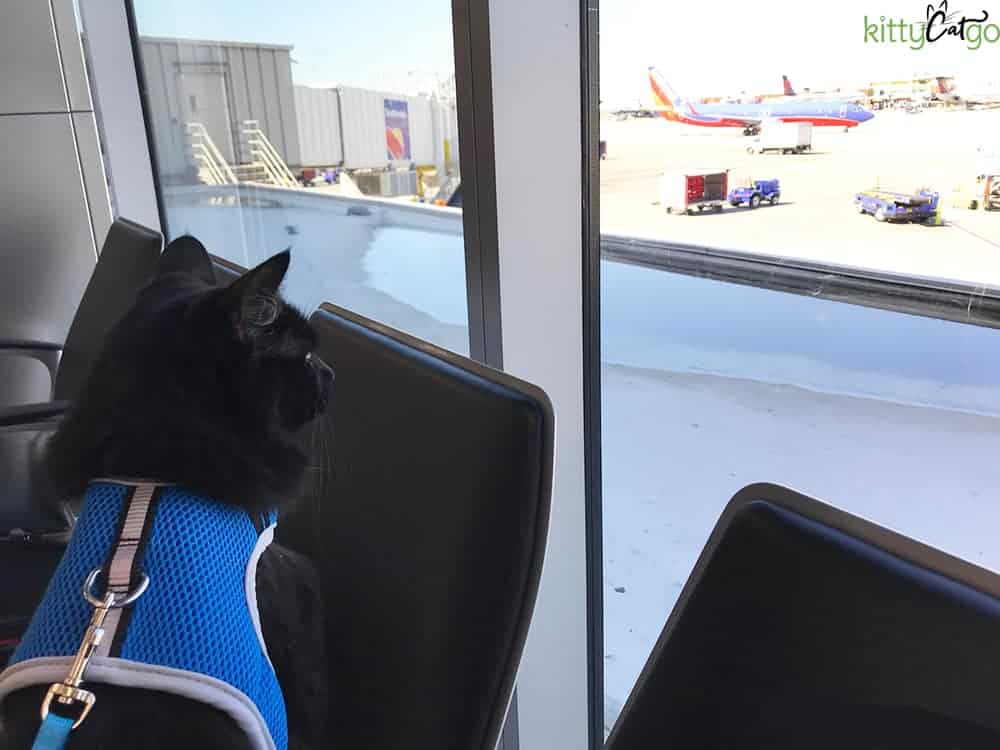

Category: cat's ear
[157, 235, 216, 285]
[221, 250, 290, 324]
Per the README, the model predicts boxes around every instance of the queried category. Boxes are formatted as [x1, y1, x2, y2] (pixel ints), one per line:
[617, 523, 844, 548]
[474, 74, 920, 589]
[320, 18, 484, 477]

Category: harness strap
[96, 484, 157, 658]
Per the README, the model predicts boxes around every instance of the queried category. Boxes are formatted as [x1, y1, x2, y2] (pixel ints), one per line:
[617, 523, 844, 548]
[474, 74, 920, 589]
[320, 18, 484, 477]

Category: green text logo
[864, 2, 999, 49]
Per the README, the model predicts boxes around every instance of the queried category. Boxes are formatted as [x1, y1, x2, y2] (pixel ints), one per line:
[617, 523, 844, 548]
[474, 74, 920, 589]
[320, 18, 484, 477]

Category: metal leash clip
[39, 568, 149, 729]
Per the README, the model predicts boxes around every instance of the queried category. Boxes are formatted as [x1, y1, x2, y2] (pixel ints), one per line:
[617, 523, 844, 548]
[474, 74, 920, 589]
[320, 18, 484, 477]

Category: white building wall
[138, 37, 302, 181]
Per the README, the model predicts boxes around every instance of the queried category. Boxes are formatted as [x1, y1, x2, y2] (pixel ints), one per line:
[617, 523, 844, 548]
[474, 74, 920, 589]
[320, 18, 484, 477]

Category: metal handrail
[191, 144, 225, 185]
[185, 122, 237, 185]
[248, 138, 289, 186]
[241, 121, 297, 187]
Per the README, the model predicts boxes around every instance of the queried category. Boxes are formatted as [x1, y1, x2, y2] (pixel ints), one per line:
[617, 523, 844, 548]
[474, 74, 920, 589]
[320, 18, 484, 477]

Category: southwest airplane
[698, 74, 796, 104]
[649, 67, 874, 132]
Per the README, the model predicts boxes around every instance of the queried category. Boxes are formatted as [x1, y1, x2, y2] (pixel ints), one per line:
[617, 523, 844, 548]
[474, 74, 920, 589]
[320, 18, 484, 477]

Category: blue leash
[31, 713, 75, 750]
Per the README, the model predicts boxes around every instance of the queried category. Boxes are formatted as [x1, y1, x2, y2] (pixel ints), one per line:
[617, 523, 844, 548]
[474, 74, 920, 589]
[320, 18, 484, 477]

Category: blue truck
[854, 189, 940, 223]
[728, 179, 781, 209]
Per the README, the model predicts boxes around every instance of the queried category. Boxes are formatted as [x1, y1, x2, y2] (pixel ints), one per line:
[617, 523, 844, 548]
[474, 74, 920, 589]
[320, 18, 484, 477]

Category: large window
[599, 1, 1000, 737]
[131, 0, 470, 354]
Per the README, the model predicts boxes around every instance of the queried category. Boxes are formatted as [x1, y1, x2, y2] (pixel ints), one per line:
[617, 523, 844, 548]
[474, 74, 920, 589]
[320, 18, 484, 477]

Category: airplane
[748, 75, 870, 105]
[785, 77, 867, 105]
[698, 75, 795, 104]
[649, 67, 874, 134]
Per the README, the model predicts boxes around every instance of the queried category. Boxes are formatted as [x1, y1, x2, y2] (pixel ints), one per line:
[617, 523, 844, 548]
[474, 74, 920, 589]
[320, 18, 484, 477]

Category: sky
[133, 0, 999, 103]
[132, 0, 457, 92]
[601, 0, 1000, 107]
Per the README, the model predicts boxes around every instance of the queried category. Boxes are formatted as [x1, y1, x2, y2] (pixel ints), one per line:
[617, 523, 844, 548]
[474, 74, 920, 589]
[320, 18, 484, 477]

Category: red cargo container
[659, 169, 729, 214]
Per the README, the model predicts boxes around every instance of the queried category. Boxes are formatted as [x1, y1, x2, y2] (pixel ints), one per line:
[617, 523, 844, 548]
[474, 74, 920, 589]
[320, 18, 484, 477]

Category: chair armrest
[0, 400, 70, 431]
[0, 340, 63, 397]
[0, 421, 73, 537]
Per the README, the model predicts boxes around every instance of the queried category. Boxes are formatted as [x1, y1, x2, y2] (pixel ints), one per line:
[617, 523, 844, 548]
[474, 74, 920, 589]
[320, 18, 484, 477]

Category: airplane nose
[861, 109, 875, 122]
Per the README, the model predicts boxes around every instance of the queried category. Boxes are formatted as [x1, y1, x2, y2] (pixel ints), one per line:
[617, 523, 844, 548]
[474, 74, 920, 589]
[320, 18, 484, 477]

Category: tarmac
[600, 108, 1000, 287]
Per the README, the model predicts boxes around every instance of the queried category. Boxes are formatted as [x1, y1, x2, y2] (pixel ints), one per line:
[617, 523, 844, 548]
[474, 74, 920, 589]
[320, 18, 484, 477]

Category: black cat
[0, 237, 332, 750]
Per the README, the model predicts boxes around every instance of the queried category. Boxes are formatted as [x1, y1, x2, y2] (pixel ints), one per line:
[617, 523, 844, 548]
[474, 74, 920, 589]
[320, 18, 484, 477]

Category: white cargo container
[747, 121, 812, 155]
[294, 86, 343, 166]
[332, 86, 437, 169]
[294, 84, 456, 172]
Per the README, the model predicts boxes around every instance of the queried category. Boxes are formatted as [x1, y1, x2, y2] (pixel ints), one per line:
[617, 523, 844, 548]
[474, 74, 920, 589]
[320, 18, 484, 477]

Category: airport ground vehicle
[985, 175, 1000, 211]
[746, 123, 812, 155]
[854, 189, 940, 223]
[728, 179, 781, 208]
[660, 169, 729, 214]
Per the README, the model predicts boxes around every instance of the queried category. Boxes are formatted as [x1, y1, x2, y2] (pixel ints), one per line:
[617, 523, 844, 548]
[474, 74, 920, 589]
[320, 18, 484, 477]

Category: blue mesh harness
[0, 480, 288, 750]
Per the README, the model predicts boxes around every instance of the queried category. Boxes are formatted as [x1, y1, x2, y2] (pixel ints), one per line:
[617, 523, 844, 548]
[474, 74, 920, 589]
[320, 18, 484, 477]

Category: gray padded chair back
[276, 303, 553, 750]
[606, 483, 1000, 749]
[0, 219, 161, 535]
[53, 218, 162, 401]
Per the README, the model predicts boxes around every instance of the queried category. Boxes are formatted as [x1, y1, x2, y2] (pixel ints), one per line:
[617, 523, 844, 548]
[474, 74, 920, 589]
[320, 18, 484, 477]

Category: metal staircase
[240, 120, 298, 188]
[185, 121, 297, 189]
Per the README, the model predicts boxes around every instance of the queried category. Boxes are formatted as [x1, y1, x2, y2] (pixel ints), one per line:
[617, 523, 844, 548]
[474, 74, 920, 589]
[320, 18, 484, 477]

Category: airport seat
[269, 302, 553, 750]
[0, 537, 64, 666]
[0, 218, 162, 536]
[605, 483, 1000, 749]
[2, 257, 552, 749]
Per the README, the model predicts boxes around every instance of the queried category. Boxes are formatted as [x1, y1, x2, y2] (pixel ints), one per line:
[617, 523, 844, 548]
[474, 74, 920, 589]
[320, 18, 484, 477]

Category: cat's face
[45, 236, 334, 505]
[143, 237, 334, 433]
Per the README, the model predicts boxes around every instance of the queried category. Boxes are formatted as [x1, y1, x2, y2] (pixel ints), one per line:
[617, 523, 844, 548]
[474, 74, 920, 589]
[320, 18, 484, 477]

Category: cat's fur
[0, 237, 333, 750]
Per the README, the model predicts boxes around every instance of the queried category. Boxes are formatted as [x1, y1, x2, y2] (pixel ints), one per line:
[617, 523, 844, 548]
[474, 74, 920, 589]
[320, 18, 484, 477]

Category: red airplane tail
[782, 75, 795, 96]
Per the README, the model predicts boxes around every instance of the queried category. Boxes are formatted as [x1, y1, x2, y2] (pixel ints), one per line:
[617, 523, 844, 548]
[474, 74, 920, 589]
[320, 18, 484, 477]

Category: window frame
[580, 0, 603, 748]
[79, 0, 161, 231]
[602, 234, 1000, 328]
[485, 0, 598, 746]
[452, 0, 503, 365]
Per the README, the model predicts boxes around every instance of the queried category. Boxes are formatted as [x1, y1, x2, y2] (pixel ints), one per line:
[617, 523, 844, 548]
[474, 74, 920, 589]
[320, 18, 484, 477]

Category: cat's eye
[243, 294, 280, 327]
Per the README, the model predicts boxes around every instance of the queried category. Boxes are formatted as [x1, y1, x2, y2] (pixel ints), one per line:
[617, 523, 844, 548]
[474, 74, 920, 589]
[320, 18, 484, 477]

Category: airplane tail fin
[647, 67, 696, 115]
[782, 75, 795, 96]
[935, 77, 954, 95]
